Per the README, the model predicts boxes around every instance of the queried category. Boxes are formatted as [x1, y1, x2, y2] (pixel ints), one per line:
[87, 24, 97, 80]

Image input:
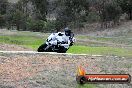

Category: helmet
[64, 27, 71, 36]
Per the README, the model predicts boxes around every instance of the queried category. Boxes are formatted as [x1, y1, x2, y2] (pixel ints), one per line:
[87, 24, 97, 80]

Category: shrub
[26, 18, 56, 32]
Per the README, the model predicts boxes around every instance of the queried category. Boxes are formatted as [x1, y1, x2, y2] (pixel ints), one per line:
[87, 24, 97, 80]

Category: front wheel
[37, 43, 48, 52]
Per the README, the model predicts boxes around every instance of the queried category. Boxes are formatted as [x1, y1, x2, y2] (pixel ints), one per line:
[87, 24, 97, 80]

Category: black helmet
[64, 27, 71, 36]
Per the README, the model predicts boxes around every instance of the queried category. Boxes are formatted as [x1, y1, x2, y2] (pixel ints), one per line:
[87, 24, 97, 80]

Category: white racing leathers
[38, 32, 75, 53]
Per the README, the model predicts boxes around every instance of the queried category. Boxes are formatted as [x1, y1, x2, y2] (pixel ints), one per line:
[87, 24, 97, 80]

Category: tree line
[0, 0, 132, 32]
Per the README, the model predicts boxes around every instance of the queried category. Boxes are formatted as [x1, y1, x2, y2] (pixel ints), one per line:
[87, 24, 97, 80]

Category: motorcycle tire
[57, 46, 67, 53]
[37, 43, 48, 52]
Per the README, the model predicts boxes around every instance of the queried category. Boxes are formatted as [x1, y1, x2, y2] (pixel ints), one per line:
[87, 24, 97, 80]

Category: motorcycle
[37, 32, 75, 53]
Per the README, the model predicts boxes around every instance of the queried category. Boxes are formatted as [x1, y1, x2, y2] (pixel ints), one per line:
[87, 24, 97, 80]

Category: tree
[0, 0, 8, 28]
[54, 0, 90, 30]
[0, 0, 8, 15]
[6, 3, 28, 31]
[31, 0, 48, 21]
[93, 0, 122, 28]
[117, 0, 132, 20]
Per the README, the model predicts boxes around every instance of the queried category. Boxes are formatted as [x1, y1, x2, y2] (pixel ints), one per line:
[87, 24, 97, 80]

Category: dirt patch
[0, 53, 131, 88]
[0, 44, 32, 51]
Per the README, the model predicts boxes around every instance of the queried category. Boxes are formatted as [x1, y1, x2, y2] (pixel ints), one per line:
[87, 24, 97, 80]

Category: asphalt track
[0, 51, 103, 56]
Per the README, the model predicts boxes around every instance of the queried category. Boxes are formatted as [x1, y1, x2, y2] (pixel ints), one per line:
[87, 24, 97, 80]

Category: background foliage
[0, 0, 132, 32]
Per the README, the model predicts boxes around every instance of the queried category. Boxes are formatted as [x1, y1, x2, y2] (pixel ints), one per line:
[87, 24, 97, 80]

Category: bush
[86, 12, 100, 23]
[26, 18, 56, 32]
[45, 21, 56, 32]
[0, 14, 6, 28]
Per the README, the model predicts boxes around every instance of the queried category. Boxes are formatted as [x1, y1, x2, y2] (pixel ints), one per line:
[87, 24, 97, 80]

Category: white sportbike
[37, 32, 75, 53]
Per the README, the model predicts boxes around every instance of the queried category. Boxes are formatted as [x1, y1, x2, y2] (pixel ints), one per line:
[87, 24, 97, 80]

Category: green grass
[77, 84, 96, 88]
[76, 35, 132, 45]
[67, 45, 132, 57]
[76, 35, 114, 41]
[0, 35, 45, 50]
[76, 35, 94, 40]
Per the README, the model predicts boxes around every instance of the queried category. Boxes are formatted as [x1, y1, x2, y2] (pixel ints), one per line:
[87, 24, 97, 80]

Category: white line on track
[0, 51, 103, 56]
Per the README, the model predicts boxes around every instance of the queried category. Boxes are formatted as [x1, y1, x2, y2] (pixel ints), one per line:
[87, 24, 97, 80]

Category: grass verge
[77, 84, 96, 88]
[67, 45, 132, 57]
[0, 35, 45, 50]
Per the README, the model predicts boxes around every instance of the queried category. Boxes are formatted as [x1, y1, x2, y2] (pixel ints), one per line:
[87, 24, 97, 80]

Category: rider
[64, 27, 71, 36]
[47, 27, 75, 47]
[63, 27, 75, 46]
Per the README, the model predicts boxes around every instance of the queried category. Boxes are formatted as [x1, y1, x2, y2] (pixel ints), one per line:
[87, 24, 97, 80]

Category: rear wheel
[37, 43, 48, 52]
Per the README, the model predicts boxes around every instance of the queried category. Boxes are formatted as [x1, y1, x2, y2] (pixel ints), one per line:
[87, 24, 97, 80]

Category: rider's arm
[60, 36, 71, 48]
